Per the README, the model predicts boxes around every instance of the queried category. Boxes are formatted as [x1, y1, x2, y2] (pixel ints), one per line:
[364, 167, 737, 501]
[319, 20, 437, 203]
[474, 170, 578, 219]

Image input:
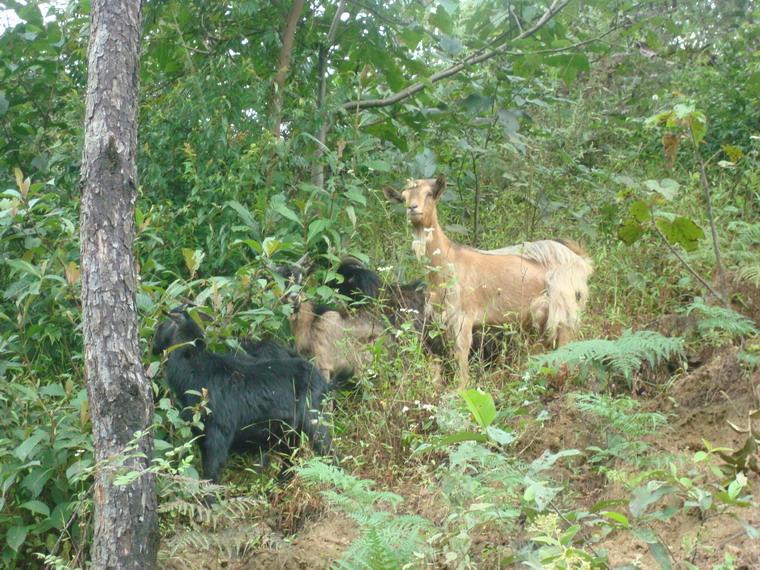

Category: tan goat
[385, 175, 593, 385]
[288, 301, 383, 382]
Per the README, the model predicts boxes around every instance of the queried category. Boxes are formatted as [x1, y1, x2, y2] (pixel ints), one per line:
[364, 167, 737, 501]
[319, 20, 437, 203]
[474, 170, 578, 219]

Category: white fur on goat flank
[385, 175, 593, 385]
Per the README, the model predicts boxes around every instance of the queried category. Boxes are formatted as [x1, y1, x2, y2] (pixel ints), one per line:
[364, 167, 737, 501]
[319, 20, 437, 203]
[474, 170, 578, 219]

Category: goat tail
[533, 257, 593, 346]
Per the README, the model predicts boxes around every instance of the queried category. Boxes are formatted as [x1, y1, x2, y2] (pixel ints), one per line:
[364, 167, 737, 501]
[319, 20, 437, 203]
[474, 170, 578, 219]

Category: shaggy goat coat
[153, 310, 332, 482]
[289, 301, 383, 382]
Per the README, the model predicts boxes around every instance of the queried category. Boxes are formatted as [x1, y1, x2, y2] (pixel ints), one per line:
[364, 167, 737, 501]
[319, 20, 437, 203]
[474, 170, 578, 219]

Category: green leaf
[181, 248, 205, 276]
[18, 3, 44, 27]
[261, 237, 282, 257]
[529, 449, 582, 474]
[629, 483, 679, 518]
[688, 111, 707, 144]
[346, 205, 356, 227]
[398, 27, 424, 49]
[460, 93, 492, 113]
[618, 219, 645, 245]
[545, 53, 590, 84]
[648, 541, 673, 570]
[656, 216, 704, 251]
[646, 110, 674, 128]
[345, 187, 366, 206]
[440, 34, 462, 55]
[15, 431, 46, 461]
[430, 5, 453, 34]
[366, 159, 391, 172]
[559, 524, 580, 546]
[412, 148, 437, 178]
[486, 426, 515, 445]
[20, 500, 50, 517]
[435, 430, 488, 447]
[49, 502, 73, 531]
[38, 383, 65, 398]
[673, 103, 695, 119]
[273, 202, 302, 226]
[307, 219, 330, 245]
[6, 525, 27, 552]
[460, 389, 496, 429]
[225, 200, 259, 231]
[0, 91, 8, 116]
[6, 258, 42, 278]
[22, 468, 52, 498]
[600, 511, 630, 528]
[523, 479, 560, 511]
[644, 179, 680, 201]
[629, 199, 651, 222]
[590, 498, 628, 512]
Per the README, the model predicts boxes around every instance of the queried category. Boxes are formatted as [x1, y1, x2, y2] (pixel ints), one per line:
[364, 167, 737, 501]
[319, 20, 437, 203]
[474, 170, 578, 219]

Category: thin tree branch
[312, 0, 347, 186]
[341, 0, 571, 112]
[271, 0, 306, 138]
[689, 128, 729, 303]
[653, 224, 727, 305]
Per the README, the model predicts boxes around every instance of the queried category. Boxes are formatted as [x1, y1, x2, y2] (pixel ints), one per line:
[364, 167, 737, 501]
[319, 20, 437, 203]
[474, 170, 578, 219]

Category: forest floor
[162, 329, 760, 569]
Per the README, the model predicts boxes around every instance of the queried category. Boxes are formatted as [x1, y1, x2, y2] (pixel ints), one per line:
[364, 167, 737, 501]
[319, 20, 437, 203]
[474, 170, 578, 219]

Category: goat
[241, 338, 300, 361]
[282, 256, 500, 381]
[385, 175, 593, 384]
[336, 256, 510, 365]
[284, 286, 384, 383]
[153, 308, 333, 482]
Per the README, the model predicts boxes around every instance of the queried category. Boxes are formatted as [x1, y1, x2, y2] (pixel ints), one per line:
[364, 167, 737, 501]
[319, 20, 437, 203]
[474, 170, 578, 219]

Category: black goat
[153, 309, 333, 482]
[241, 338, 300, 361]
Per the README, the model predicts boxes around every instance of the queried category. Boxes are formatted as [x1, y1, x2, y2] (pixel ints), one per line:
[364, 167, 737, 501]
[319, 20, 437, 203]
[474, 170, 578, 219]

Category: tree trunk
[311, 0, 346, 187]
[270, 0, 305, 139]
[80, 1, 158, 568]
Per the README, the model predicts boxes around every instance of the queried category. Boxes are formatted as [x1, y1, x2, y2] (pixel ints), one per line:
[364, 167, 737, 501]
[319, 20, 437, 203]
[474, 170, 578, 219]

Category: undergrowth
[530, 330, 685, 388]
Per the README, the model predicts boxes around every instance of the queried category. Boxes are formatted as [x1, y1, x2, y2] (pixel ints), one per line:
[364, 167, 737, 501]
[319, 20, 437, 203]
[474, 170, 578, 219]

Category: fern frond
[685, 298, 758, 339]
[164, 523, 263, 558]
[298, 459, 434, 570]
[33, 553, 82, 570]
[531, 330, 684, 382]
[737, 264, 760, 287]
[299, 460, 404, 509]
[159, 498, 215, 526]
[573, 393, 668, 437]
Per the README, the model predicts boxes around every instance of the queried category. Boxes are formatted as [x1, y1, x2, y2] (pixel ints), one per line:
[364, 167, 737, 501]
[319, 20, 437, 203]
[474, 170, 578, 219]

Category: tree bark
[80, 1, 158, 568]
[271, 0, 305, 138]
[311, 0, 346, 187]
[311, 0, 345, 188]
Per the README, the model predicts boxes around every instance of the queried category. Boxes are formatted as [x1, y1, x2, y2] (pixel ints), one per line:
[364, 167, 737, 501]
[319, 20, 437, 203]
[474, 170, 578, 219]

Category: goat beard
[412, 226, 434, 260]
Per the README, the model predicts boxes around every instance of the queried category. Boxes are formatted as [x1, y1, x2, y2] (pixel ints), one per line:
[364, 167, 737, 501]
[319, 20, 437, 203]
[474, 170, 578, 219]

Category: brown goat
[385, 175, 593, 385]
[278, 261, 385, 382]
[288, 300, 383, 382]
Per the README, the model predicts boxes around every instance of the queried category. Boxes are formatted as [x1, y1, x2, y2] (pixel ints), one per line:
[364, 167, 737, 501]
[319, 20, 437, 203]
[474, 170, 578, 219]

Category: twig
[341, 0, 572, 112]
[548, 500, 605, 562]
[510, 4, 524, 34]
[270, 0, 306, 138]
[311, 0, 346, 186]
[689, 128, 729, 304]
[653, 223, 727, 305]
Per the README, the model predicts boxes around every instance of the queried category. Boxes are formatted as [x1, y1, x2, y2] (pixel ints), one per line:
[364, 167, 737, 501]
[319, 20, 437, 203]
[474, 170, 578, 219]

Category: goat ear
[383, 186, 403, 203]
[432, 175, 446, 199]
